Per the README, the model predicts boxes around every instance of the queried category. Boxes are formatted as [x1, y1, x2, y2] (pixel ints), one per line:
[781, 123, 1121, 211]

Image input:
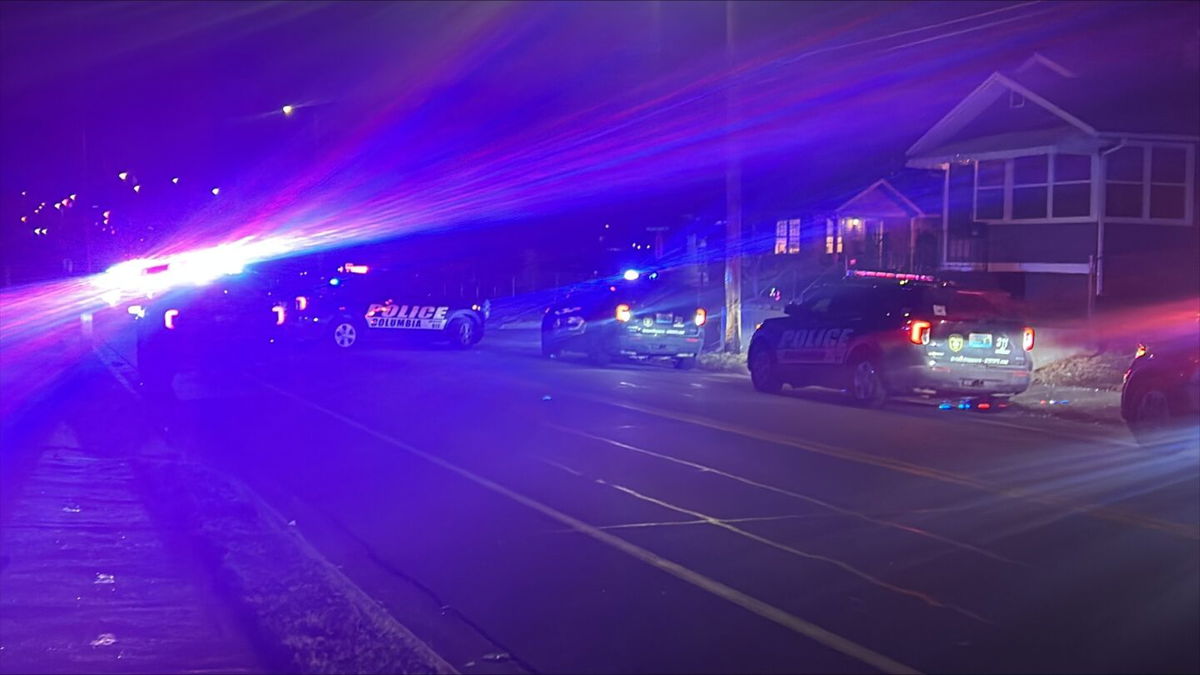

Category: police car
[131, 265, 291, 395]
[541, 271, 706, 368]
[747, 270, 1033, 406]
[1121, 323, 1200, 447]
[292, 263, 488, 349]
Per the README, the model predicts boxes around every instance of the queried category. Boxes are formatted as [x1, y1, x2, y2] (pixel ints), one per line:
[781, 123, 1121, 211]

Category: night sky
[2, 1, 1196, 276]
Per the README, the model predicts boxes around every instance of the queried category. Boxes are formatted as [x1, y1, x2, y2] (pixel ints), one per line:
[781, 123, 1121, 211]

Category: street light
[132, 184, 141, 193]
[118, 171, 129, 181]
[211, 187, 220, 196]
[282, 104, 295, 116]
[171, 177, 180, 184]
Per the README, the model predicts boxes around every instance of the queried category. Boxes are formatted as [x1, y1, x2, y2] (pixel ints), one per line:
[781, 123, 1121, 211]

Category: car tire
[331, 319, 359, 349]
[541, 332, 562, 359]
[447, 317, 478, 349]
[587, 333, 611, 367]
[748, 346, 783, 394]
[1128, 386, 1172, 447]
[849, 353, 887, 408]
[674, 356, 697, 370]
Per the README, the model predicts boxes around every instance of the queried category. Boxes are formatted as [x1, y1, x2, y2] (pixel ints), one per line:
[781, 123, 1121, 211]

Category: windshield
[3, 3, 1197, 675]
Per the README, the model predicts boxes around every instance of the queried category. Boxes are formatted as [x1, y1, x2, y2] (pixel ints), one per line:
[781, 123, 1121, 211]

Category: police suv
[747, 271, 1034, 406]
[292, 263, 488, 349]
[541, 272, 706, 368]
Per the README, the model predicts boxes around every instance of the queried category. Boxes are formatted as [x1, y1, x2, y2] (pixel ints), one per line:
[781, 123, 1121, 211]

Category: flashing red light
[694, 308, 707, 326]
[908, 319, 932, 345]
[976, 402, 992, 410]
[164, 309, 179, 330]
[615, 303, 632, 322]
[1022, 326, 1035, 352]
[847, 270, 936, 282]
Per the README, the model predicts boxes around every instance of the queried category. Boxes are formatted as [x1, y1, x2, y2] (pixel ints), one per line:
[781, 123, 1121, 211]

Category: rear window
[926, 290, 1000, 319]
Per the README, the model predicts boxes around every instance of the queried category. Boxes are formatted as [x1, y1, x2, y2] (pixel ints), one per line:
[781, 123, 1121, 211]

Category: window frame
[774, 218, 802, 255]
[1103, 142, 1194, 225]
[973, 151, 1098, 223]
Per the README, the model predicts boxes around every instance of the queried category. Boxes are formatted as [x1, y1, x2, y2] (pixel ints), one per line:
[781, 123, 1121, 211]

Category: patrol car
[132, 264, 291, 395]
[747, 271, 1033, 406]
[541, 272, 706, 368]
[1121, 323, 1200, 447]
[291, 263, 488, 349]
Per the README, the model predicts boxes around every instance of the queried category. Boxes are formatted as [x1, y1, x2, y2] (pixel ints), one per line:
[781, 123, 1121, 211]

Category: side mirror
[784, 303, 805, 317]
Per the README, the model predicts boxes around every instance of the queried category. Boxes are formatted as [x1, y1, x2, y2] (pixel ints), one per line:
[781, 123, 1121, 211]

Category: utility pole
[722, 0, 743, 353]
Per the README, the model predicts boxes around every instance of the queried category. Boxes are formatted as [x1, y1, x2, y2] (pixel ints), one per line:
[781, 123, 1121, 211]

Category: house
[905, 53, 1200, 314]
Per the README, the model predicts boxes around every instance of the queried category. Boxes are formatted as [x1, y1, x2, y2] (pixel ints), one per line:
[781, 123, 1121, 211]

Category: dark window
[1106, 182, 1143, 217]
[1150, 185, 1186, 219]
[1013, 155, 1048, 184]
[1052, 183, 1091, 217]
[1012, 186, 1048, 219]
[1151, 147, 1187, 184]
[977, 188, 1004, 219]
[1054, 154, 1091, 182]
[1107, 146, 1143, 182]
[977, 160, 1005, 187]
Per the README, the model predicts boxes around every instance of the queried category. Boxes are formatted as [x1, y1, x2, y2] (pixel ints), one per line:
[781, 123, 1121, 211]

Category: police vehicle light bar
[847, 270, 935, 282]
[341, 263, 369, 274]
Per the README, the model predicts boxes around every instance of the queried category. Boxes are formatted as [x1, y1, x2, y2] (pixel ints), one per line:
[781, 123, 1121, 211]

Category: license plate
[655, 313, 674, 324]
[968, 332, 993, 348]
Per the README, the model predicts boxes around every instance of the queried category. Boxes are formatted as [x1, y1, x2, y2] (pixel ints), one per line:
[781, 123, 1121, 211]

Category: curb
[95, 341, 458, 674]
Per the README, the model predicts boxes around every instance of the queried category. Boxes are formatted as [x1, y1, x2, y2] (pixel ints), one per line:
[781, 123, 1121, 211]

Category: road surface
[116, 328, 1200, 673]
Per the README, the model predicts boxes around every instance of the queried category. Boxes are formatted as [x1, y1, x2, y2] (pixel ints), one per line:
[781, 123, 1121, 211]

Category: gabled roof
[834, 169, 945, 218]
[908, 53, 1200, 159]
[835, 179, 924, 217]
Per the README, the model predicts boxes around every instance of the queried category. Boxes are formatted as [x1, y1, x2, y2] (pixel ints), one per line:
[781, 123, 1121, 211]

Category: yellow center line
[575, 396, 1200, 541]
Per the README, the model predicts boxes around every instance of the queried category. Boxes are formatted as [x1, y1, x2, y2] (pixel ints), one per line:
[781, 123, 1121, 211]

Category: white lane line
[571, 397, 1200, 541]
[548, 514, 842, 534]
[548, 424, 1025, 567]
[260, 381, 920, 675]
[595, 478, 993, 626]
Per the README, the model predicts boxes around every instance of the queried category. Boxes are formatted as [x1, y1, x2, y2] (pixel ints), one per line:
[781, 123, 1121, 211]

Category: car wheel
[748, 347, 783, 394]
[447, 317, 476, 349]
[1129, 386, 1172, 446]
[849, 354, 887, 408]
[332, 320, 358, 349]
[587, 334, 611, 366]
[674, 356, 697, 370]
[541, 332, 562, 358]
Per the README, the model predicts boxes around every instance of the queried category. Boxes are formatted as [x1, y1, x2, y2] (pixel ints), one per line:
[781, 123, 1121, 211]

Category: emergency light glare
[273, 305, 286, 325]
[615, 304, 632, 322]
[295, 296, 308, 311]
[623, 269, 640, 281]
[329, 277, 341, 286]
[164, 309, 179, 330]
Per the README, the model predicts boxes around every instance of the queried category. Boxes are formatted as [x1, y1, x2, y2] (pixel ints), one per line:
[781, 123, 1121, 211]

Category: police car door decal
[776, 328, 853, 364]
[366, 303, 450, 329]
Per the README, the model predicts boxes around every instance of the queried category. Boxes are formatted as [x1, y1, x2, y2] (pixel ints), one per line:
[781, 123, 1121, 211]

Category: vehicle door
[773, 287, 843, 381]
[545, 296, 589, 347]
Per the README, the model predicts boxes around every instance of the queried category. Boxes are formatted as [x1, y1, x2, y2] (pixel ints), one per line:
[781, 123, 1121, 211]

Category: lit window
[774, 218, 801, 254]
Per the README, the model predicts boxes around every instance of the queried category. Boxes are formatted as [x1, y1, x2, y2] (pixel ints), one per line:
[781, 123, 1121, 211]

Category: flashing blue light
[329, 277, 341, 286]
[938, 402, 953, 410]
[648, 272, 658, 279]
[623, 269, 640, 281]
[957, 402, 970, 410]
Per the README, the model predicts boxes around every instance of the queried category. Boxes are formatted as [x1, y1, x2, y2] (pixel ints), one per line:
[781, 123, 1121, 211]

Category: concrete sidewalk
[0, 360, 264, 673]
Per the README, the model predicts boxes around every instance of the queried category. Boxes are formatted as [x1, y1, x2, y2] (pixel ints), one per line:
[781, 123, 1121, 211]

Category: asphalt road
[127, 328, 1199, 674]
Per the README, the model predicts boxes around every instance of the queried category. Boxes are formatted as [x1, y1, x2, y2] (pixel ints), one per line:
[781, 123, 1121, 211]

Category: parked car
[1121, 329, 1200, 447]
[748, 270, 1033, 406]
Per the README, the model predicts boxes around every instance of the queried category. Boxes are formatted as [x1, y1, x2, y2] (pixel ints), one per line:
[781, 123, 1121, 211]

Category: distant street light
[70, 193, 77, 200]
[623, 269, 641, 281]
[282, 104, 295, 116]
[133, 184, 141, 193]
[211, 187, 220, 196]
[171, 177, 180, 184]
[118, 171, 129, 181]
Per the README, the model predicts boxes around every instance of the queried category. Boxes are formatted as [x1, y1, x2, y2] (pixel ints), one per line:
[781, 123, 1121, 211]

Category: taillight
[908, 319, 931, 345]
[1134, 343, 1148, 359]
[694, 308, 707, 326]
[615, 304, 632, 322]
[273, 305, 287, 325]
[164, 308, 179, 329]
[1022, 326, 1035, 352]
[295, 295, 308, 311]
